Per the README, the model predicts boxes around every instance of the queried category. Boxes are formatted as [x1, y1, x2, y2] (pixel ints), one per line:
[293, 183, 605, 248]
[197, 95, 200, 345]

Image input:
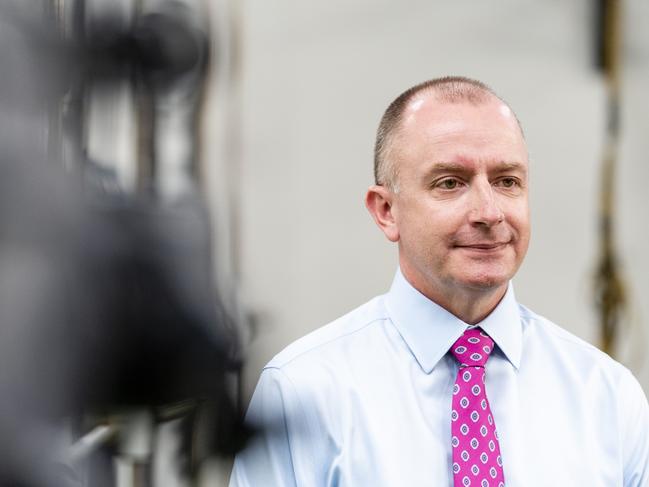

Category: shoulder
[247, 295, 391, 435]
[265, 295, 389, 373]
[518, 303, 635, 384]
[519, 305, 649, 480]
[237, 299, 393, 486]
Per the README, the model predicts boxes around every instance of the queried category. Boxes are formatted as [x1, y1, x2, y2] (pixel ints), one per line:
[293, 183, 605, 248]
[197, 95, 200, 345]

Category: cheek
[396, 196, 471, 244]
[398, 211, 447, 251]
[505, 200, 530, 231]
[516, 212, 531, 239]
[509, 208, 531, 253]
[405, 205, 454, 238]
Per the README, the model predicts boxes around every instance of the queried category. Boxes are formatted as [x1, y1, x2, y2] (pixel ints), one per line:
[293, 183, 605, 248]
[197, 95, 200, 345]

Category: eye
[436, 178, 462, 190]
[496, 177, 519, 189]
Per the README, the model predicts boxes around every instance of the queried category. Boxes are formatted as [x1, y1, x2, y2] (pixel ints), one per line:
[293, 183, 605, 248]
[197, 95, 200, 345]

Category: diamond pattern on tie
[450, 328, 505, 487]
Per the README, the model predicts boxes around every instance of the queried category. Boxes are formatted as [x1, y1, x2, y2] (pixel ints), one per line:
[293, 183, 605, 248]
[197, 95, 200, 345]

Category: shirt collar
[384, 269, 522, 373]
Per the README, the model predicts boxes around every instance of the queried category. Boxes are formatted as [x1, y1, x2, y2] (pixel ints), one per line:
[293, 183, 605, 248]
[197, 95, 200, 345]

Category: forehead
[395, 95, 528, 172]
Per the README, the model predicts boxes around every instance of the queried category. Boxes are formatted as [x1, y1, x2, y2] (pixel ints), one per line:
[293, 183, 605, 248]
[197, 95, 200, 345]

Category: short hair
[373, 76, 523, 190]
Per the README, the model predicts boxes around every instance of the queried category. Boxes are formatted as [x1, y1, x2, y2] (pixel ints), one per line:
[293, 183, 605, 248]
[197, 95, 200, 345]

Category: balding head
[374, 76, 524, 191]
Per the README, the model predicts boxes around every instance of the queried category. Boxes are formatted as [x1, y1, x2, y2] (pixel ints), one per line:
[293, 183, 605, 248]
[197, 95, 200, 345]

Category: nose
[468, 181, 504, 227]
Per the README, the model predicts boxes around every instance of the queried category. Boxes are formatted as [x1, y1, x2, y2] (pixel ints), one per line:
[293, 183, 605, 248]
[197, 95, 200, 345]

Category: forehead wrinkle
[424, 161, 471, 176]
[423, 159, 528, 178]
[491, 161, 528, 173]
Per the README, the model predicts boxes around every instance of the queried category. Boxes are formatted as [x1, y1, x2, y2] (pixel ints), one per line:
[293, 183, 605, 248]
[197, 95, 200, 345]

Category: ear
[365, 185, 400, 242]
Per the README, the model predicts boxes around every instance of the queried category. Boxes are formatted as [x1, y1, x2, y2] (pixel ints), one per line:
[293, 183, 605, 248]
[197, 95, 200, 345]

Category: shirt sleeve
[621, 370, 649, 487]
[229, 366, 325, 487]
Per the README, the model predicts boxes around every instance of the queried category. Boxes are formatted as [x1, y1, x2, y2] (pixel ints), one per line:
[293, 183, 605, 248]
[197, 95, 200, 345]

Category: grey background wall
[204, 0, 649, 407]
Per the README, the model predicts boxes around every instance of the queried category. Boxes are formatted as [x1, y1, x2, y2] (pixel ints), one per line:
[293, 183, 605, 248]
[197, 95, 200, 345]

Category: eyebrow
[492, 161, 527, 173]
[425, 161, 527, 177]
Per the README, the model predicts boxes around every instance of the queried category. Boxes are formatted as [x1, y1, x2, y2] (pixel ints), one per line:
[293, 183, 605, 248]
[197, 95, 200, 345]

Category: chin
[455, 270, 512, 292]
[450, 256, 518, 290]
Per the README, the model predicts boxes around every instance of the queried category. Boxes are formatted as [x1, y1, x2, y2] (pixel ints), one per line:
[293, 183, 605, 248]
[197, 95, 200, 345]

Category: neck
[401, 268, 508, 325]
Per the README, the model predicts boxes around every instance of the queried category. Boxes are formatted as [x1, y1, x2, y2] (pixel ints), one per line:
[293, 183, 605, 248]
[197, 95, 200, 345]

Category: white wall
[206, 0, 649, 401]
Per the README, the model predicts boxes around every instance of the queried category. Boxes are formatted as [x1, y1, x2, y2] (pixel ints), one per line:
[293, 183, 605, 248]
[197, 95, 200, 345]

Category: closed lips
[455, 242, 509, 249]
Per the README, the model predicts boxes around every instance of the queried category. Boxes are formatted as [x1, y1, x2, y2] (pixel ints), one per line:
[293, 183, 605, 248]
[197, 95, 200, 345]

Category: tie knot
[450, 328, 494, 367]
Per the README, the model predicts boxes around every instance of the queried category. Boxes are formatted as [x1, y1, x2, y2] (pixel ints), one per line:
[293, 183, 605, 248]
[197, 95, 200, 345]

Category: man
[230, 77, 649, 486]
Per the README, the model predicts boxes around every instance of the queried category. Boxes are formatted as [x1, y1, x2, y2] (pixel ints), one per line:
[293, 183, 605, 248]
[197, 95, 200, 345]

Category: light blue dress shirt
[230, 270, 649, 486]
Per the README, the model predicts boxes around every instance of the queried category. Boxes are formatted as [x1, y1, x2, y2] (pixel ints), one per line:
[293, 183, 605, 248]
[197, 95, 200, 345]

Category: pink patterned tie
[450, 328, 505, 487]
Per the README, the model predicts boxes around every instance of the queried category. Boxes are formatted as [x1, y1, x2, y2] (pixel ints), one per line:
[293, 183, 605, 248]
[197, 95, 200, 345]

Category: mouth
[454, 242, 510, 251]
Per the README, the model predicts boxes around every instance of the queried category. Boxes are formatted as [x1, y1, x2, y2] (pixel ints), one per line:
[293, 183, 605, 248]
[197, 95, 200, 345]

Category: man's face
[388, 95, 530, 300]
